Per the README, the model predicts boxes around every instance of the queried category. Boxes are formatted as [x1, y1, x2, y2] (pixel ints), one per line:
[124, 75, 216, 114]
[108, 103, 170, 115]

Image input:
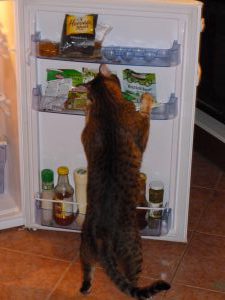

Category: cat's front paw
[140, 93, 154, 116]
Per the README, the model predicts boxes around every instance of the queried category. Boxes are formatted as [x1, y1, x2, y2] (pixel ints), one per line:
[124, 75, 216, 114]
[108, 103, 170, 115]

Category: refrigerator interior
[0, 0, 23, 228]
[0, 0, 201, 241]
[20, 0, 201, 242]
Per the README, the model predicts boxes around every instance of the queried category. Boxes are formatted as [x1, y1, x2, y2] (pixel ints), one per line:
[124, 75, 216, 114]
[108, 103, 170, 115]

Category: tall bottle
[73, 168, 87, 227]
[41, 169, 54, 226]
[53, 166, 75, 226]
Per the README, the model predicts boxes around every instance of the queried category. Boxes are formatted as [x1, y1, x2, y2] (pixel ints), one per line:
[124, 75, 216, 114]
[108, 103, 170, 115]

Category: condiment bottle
[136, 172, 148, 230]
[53, 166, 75, 226]
[38, 40, 59, 57]
[41, 169, 54, 226]
[73, 168, 87, 227]
[148, 180, 164, 219]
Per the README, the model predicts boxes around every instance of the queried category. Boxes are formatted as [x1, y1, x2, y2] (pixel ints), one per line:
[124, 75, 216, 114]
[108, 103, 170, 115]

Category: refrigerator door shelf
[102, 41, 180, 67]
[35, 196, 171, 237]
[35, 198, 82, 231]
[32, 86, 86, 116]
[33, 32, 180, 67]
[151, 93, 178, 120]
[139, 207, 172, 237]
[32, 86, 178, 120]
[0, 137, 7, 194]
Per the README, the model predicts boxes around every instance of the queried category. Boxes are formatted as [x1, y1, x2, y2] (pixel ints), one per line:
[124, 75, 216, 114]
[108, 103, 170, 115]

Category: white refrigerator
[0, 0, 202, 242]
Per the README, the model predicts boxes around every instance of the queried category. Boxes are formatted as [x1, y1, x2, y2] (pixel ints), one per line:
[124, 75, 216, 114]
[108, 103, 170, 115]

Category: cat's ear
[99, 64, 111, 77]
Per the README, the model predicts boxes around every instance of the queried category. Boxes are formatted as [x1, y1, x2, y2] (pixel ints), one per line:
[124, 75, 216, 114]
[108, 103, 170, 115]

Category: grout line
[46, 260, 74, 300]
[191, 184, 218, 190]
[192, 188, 215, 231]
[194, 230, 225, 239]
[168, 230, 195, 285]
[191, 167, 224, 191]
[162, 231, 196, 298]
[0, 246, 76, 263]
[214, 170, 224, 190]
[172, 282, 225, 294]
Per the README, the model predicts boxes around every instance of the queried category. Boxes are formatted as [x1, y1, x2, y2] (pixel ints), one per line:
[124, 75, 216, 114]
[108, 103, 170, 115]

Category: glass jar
[53, 166, 75, 226]
[149, 180, 164, 219]
[147, 180, 164, 235]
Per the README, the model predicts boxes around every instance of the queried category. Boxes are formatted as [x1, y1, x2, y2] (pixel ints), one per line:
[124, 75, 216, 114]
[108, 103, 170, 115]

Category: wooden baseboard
[193, 125, 225, 171]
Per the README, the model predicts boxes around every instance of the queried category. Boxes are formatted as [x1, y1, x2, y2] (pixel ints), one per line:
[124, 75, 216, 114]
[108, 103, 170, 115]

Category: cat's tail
[100, 243, 170, 299]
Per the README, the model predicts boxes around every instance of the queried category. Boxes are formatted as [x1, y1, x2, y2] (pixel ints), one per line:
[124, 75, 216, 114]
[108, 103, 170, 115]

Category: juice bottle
[53, 166, 75, 226]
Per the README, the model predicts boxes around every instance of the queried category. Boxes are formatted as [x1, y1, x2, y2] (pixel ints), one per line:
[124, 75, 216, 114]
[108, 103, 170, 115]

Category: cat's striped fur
[80, 64, 170, 299]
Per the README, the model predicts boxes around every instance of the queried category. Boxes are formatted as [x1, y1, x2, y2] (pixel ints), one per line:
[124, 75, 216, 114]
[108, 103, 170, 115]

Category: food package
[122, 69, 157, 110]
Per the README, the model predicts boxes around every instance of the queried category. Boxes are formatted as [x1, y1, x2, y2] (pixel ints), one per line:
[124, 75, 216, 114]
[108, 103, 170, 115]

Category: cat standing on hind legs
[80, 64, 170, 299]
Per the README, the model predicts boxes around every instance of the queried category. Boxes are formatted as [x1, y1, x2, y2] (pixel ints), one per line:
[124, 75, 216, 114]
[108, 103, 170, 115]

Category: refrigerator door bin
[138, 206, 172, 237]
[32, 86, 85, 116]
[35, 195, 171, 237]
[151, 94, 178, 120]
[35, 195, 82, 231]
[101, 41, 180, 67]
[0, 138, 7, 194]
[33, 32, 180, 67]
[32, 86, 178, 120]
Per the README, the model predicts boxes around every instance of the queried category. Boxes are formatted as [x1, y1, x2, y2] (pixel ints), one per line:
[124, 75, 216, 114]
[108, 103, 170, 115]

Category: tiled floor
[0, 151, 225, 299]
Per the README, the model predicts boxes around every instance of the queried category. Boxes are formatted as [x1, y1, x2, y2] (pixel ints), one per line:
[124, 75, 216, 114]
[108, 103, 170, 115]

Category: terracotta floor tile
[188, 187, 213, 231]
[0, 248, 69, 300]
[50, 262, 166, 300]
[0, 227, 81, 261]
[197, 190, 225, 236]
[174, 232, 225, 292]
[141, 238, 187, 281]
[164, 283, 225, 299]
[191, 152, 222, 188]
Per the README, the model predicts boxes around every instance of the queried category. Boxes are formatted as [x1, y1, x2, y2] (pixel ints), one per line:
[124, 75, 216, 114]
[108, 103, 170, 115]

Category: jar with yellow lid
[53, 166, 75, 226]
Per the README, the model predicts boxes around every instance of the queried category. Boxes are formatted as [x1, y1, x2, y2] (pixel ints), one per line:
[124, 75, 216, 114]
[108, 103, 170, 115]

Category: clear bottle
[73, 168, 87, 227]
[53, 166, 75, 226]
[41, 169, 54, 226]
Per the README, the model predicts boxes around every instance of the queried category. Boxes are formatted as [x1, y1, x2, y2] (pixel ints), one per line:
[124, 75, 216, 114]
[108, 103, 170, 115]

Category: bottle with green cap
[53, 166, 75, 226]
[41, 169, 54, 226]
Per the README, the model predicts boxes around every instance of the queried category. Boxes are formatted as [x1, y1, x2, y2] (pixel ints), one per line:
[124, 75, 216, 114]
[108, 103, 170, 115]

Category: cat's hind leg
[80, 239, 96, 294]
[80, 261, 95, 294]
[117, 232, 143, 286]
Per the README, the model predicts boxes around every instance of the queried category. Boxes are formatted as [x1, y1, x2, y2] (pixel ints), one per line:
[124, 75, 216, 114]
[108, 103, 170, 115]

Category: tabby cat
[80, 64, 170, 299]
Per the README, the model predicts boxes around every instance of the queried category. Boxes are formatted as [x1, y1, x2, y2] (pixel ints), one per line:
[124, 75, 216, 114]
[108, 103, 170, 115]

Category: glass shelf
[35, 195, 171, 237]
[33, 33, 181, 67]
[32, 86, 178, 120]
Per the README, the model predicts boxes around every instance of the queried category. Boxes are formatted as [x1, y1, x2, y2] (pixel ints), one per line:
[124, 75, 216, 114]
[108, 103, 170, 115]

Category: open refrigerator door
[0, 0, 202, 242]
[0, 0, 25, 229]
